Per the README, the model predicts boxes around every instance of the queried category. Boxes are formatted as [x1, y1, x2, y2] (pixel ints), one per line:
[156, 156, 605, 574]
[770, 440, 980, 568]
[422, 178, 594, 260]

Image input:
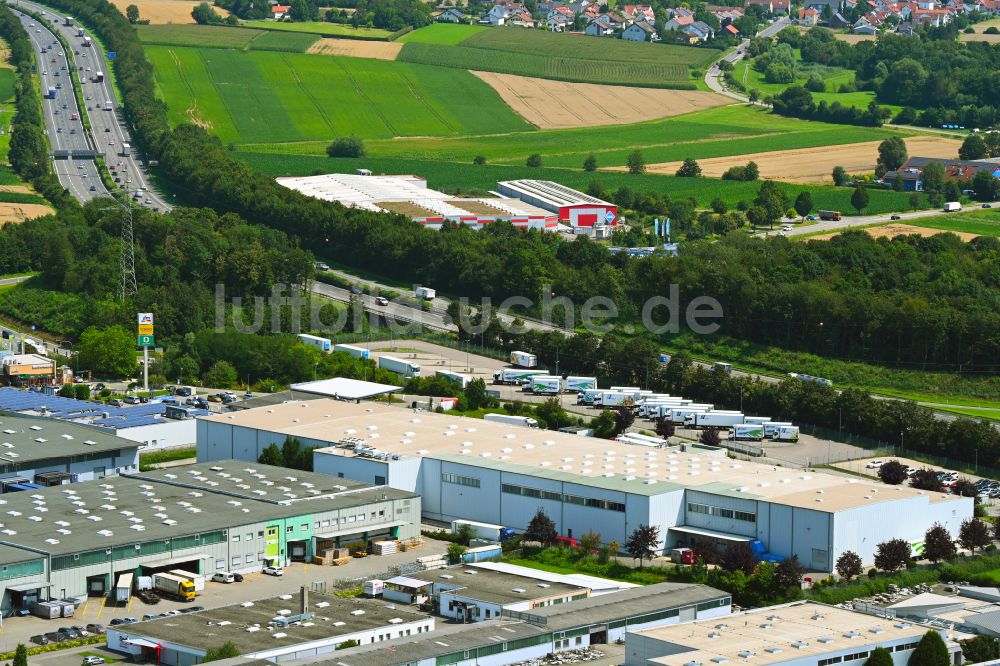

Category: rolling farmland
[137, 24, 318, 51]
[145, 46, 531, 143]
[397, 24, 486, 45]
[398, 28, 715, 88]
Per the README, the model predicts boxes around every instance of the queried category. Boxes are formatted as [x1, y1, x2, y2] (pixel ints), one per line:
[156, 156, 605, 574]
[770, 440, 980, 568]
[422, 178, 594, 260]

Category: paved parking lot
[0, 538, 453, 653]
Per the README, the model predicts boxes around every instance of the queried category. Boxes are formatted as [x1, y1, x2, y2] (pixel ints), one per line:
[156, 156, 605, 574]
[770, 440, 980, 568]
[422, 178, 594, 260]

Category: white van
[211, 572, 235, 584]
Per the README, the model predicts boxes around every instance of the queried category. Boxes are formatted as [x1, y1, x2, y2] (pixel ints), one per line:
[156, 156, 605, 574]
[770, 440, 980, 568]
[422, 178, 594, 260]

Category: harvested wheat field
[961, 32, 1000, 43]
[109, 0, 230, 24]
[0, 203, 55, 225]
[306, 38, 402, 60]
[637, 136, 962, 183]
[472, 71, 728, 129]
[833, 33, 876, 43]
[810, 223, 979, 242]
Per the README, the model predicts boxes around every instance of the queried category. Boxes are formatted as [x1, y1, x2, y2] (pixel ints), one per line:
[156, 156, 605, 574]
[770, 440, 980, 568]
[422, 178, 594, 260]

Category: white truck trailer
[773, 425, 800, 442]
[564, 376, 597, 392]
[744, 416, 772, 426]
[415, 286, 436, 300]
[594, 391, 632, 407]
[297, 333, 331, 352]
[436, 369, 471, 389]
[665, 406, 711, 423]
[484, 413, 538, 428]
[451, 520, 516, 542]
[530, 375, 562, 395]
[944, 202, 961, 212]
[510, 351, 537, 368]
[688, 411, 745, 428]
[378, 355, 420, 378]
[763, 421, 794, 438]
[333, 343, 370, 359]
[577, 388, 603, 405]
[733, 424, 765, 441]
[170, 569, 205, 592]
[114, 572, 133, 604]
[493, 368, 546, 385]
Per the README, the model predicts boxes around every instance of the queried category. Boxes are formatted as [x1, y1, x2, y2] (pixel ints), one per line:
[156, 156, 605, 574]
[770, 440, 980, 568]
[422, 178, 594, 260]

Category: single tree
[473, 155, 486, 165]
[960, 635, 1000, 663]
[921, 161, 945, 193]
[590, 409, 616, 439]
[952, 478, 979, 502]
[873, 538, 911, 572]
[654, 417, 676, 439]
[851, 185, 870, 213]
[203, 641, 241, 662]
[58, 383, 76, 398]
[877, 136, 908, 172]
[959, 518, 992, 554]
[191, 2, 221, 24]
[711, 197, 728, 214]
[877, 460, 908, 485]
[454, 522, 477, 546]
[721, 541, 757, 575]
[625, 524, 661, 567]
[612, 405, 634, 436]
[910, 469, 944, 492]
[203, 360, 238, 388]
[78, 325, 139, 378]
[526, 153, 543, 167]
[700, 427, 721, 446]
[909, 630, 951, 666]
[580, 529, 602, 553]
[774, 554, 805, 588]
[835, 550, 863, 581]
[525, 509, 558, 545]
[464, 378, 488, 410]
[744, 161, 760, 181]
[626, 150, 646, 175]
[675, 158, 702, 177]
[446, 542, 468, 564]
[748, 88, 760, 103]
[959, 133, 987, 161]
[583, 154, 598, 172]
[863, 647, 894, 666]
[74, 384, 90, 400]
[793, 191, 812, 220]
[327, 135, 365, 158]
[832, 165, 848, 186]
[13, 644, 27, 666]
[992, 515, 1000, 543]
[126, 3, 140, 22]
[258, 443, 282, 466]
[922, 523, 955, 563]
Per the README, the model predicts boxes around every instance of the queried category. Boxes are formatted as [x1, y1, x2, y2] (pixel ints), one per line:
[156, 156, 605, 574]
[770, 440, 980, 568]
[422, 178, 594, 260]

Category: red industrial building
[496, 180, 618, 228]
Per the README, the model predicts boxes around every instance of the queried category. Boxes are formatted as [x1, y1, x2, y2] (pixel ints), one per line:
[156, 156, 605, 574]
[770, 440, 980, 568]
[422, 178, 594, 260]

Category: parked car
[83, 657, 105, 665]
[263, 566, 284, 577]
[232, 573, 244, 582]
[865, 460, 883, 469]
[60, 627, 81, 639]
[984, 203, 993, 208]
[86, 623, 105, 634]
[890, 215, 901, 220]
[30, 635, 49, 646]
[141, 614, 158, 621]
[212, 572, 235, 583]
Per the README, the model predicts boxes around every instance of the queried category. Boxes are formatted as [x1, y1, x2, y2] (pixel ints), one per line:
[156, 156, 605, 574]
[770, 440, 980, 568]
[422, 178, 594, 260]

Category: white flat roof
[289, 378, 401, 400]
[202, 400, 967, 511]
[497, 179, 612, 207]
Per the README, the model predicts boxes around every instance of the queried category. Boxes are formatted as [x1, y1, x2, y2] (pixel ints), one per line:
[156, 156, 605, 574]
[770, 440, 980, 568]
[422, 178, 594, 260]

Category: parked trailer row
[334, 343, 370, 360]
[378, 355, 420, 378]
[436, 369, 471, 389]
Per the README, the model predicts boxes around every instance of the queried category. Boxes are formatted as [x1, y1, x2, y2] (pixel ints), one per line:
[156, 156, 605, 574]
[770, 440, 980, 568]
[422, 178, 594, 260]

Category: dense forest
[785, 27, 1000, 128]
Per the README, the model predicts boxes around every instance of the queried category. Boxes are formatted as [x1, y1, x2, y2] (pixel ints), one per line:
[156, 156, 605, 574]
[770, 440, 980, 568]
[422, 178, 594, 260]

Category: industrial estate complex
[197, 399, 972, 572]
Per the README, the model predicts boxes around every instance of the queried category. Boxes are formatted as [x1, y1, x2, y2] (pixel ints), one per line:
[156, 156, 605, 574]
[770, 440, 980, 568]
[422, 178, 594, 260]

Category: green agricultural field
[234, 152, 921, 215]
[0, 69, 14, 102]
[137, 24, 317, 52]
[734, 58, 884, 109]
[242, 20, 392, 38]
[397, 28, 714, 88]
[397, 24, 486, 45]
[146, 46, 531, 143]
[905, 209, 1000, 237]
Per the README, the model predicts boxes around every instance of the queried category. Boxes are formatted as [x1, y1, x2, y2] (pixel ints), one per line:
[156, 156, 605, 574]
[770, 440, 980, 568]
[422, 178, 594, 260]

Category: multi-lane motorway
[11, 1, 169, 211]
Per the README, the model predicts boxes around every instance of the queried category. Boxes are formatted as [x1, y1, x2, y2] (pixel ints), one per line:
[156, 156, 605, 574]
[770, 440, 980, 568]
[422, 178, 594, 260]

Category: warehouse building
[276, 173, 558, 232]
[282, 582, 731, 666]
[107, 588, 435, 665]
[623, 601, 963, 666]
[198, 401, 972, 572]
[0, 412, 140, 486]
[0, 387, 203, 450]
[0, 461, 419, 612]
[496, 179, 618, 228]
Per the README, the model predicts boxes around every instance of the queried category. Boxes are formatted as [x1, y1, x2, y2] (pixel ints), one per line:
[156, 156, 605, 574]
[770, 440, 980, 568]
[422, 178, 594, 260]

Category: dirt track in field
[109, 0, 230, 24]
[306, 39, 402, 59]
[471, 71, 729, 129]
[634, 136, 963, 183]
[810, 223, 979, 242]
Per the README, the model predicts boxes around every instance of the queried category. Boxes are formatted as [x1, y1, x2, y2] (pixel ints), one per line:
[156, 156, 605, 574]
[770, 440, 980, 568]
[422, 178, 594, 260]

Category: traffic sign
[138, 324, 153, 335]
[137, 334, 154, 347]
[137, 312, 154, 325]
[605, 211, 616, 224]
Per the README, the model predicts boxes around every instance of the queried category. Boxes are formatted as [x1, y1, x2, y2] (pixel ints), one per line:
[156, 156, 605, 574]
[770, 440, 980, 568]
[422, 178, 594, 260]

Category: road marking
[98, 595, 107, 618]
[81, 599, 90, 617]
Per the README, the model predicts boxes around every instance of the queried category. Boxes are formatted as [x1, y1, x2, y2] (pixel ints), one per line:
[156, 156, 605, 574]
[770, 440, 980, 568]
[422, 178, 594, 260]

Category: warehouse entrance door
[86, 574, 109, 597]
[288, 540, 307, 562]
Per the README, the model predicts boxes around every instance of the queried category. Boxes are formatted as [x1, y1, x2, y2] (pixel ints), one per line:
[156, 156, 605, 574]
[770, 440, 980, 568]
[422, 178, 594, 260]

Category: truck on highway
[944, 201, 961, 212]
[452, 519, 516, 542]
[93, 70, 103, 82]
[120, 142, 130, 156]
[493, 368, 546, 385]
[113, 572, 133, 604]
[104, 100, 112, 111]
[510, 351, 537, 368]
[484, 413, 538, 428]
[818, 210, 842, 221]
[333, 343, 369, 360]
[77, 27, 84, 36]
[565, 376, 597, 392]
[64, 16, 74, 25]
[152, 573, 195, 601]
[530, 375, 562, 395]
[297, 333, 331, 353]
[378, 355, 420, 378]
[687, 411, 745, 428]
[436, 369, 471, 389]
[82, 36, 91, 47]
[47, 87, 56, 99]
[733, 424, 765, 441]
[415, 286, 436, 300]
[712, 362, 733, 375]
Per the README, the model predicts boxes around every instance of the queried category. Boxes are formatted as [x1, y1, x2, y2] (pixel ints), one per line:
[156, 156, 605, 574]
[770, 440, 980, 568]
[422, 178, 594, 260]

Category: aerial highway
[13, 8, 108, 202]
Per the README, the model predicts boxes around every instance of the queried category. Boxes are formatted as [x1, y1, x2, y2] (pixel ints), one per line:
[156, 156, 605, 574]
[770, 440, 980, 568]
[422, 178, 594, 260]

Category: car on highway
[263, 566, 284, 576]
[805, 215, 817, 221]
[89, 185, 97, 191]
[375, 296, 389, 306]
[984, 203, 993, 208]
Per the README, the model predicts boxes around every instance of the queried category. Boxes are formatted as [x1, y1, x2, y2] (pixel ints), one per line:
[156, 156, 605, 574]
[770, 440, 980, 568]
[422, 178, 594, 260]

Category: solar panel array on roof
[0, 387, 201, 431]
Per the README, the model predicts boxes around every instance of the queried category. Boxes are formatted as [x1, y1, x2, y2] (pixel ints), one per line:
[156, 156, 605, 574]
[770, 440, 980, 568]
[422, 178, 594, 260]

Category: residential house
[622, 4, 656, 23]
[744, 0, 775, 12]
[853, 20, 880, 32]
[547, 5, 574, 19]
[911, 7, 951, 23]
[707, 5, 744, 24]
[664, 14, 694, 30]
[975, 0, 1000, 13]
[436, 7, 466, 22]
[508, 7, 536, 26]
[547, 13, 573, 29]
[485, 4, 510, 24]
[829, 11, 851, 26]
[585, 15, 615, 34]
[668, 6, 695, 18]
[895, 19, 918, 33]
[681, 19, 715, 40]
[271, 4, 290, 18]
[602, 11, 627, 28]
[622, 19, 659, 39]
[797, 7, 820, 23]
[883, 157, 1000, 191]
[723, 22, 741, 35]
